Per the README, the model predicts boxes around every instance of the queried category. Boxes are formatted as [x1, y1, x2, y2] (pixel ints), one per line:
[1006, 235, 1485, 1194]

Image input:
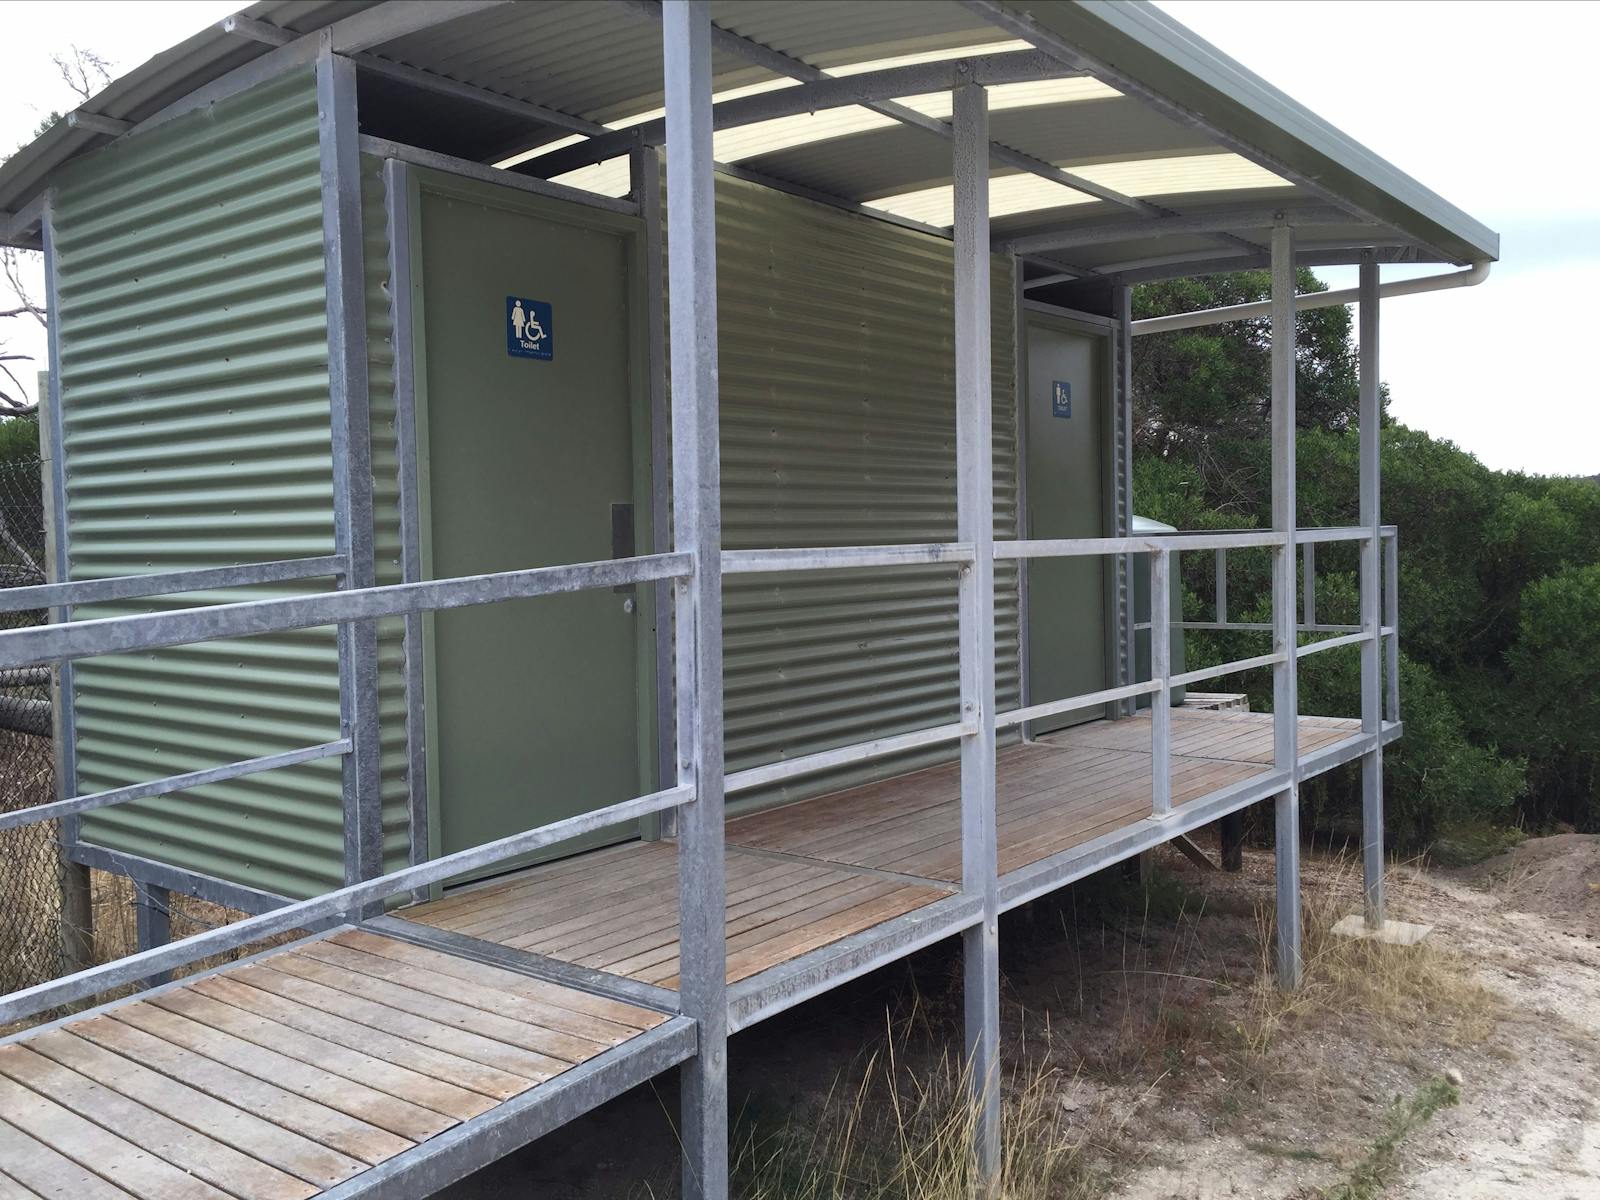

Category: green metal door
[412, 174, 648, 864]
[1024, 317, 1108, 732]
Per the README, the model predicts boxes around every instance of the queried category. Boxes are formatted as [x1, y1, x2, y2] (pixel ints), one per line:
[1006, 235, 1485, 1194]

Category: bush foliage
[1133, 272, 1600, 845]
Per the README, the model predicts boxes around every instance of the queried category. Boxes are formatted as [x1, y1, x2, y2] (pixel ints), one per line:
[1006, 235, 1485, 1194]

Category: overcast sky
[3, 1, 1596, 475]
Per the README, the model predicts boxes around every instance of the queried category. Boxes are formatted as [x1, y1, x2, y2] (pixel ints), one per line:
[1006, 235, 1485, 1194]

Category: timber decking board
[402, 710, 1346, 992]
[406, 844, 949, 988]
[0, 932, 667, 1199]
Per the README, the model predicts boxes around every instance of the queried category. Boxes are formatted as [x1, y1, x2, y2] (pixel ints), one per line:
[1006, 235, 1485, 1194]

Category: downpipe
[1130, 260, 1492, 336]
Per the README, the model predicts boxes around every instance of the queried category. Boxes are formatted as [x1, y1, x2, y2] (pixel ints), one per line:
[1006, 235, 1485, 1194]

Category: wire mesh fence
[0, 439, 65, 997]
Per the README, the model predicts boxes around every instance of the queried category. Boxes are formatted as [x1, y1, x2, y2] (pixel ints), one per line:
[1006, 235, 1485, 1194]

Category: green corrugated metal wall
[56, 79, 1021, 892]
[714, 173, 1020, 812]
[60, 70, 409, 900]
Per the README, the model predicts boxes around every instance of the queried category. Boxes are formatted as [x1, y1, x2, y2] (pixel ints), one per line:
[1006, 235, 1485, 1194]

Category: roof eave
[970, 0, 1499, 265]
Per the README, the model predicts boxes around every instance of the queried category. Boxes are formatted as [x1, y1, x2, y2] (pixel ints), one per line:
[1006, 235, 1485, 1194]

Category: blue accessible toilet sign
[506, 296, 553, 360]
[1051, 380, 1072, 418]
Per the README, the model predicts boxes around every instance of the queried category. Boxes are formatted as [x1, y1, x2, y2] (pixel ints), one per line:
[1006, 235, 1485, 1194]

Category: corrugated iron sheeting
[62, 68, 349, 900]
[715, 173, 1020, 813]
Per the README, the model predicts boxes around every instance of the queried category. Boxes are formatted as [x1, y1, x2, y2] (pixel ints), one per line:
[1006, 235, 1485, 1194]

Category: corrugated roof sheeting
[60, 68, 349, 900]
[369, 2, 770, 127]
[714, 173, 1021, 813]
[710, 0, 1011, 69]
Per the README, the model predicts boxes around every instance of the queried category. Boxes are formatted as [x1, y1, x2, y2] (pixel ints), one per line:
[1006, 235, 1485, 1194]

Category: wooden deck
[0, 930, 673, 1199]
[403, 709, 1362, 987]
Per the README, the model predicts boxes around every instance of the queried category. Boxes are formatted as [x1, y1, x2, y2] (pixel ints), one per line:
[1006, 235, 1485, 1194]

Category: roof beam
[65, 111, 132, 137]
[518, 49, 1079, 178]
[220, 12, 608, 139]
[1004, 204, 1353, 256]
[607, 0, 1164, 218]
[320, 0, 512, 55]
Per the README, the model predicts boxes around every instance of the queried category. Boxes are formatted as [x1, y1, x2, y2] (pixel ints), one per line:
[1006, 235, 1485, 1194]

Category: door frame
[398, 165, 661, 878]
[1017, 301, 1120, 734]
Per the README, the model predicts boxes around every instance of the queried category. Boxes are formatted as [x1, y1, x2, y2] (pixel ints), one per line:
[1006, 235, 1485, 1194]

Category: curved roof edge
[996, 0, 1497, 264]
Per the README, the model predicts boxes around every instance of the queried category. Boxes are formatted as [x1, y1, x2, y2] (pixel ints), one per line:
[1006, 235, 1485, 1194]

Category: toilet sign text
[1051, 380, 1072, 418]
[506, 296, 553, 360]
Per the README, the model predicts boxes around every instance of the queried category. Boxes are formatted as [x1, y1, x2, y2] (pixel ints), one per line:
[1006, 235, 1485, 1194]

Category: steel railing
[0, 525, 1401, 1024]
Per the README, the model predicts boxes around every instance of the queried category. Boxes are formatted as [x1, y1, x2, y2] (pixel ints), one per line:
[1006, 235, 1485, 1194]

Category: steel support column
[318, 45, 382, 894]
[133, 883, 172, 987]
[1114, 283, 1136, 717]
[662, 5, 729, 1198]
[1270, 224, 1301, 989]
[953, 81, 1001, 1185]
[1358, 256, 1385, 928]
[1150, 548, 1172, 816]
[632, 139, 675, 830]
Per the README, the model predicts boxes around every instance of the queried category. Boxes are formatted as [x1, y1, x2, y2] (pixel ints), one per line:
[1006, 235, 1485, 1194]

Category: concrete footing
[1331, 914, 1434, 946]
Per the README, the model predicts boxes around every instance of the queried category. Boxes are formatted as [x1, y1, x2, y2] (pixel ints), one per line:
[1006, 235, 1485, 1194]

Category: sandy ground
[441, 833, 1600, 1198]
[1107, 836, 1600, 1200]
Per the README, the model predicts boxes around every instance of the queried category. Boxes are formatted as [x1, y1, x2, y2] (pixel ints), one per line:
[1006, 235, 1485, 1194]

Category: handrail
[998, 530, 1286, 559]
[996, 679, 1160, 730]
[0, 551, 694, 670]
[722, 542, 975, 573]
[0, 781, 693, 1025]
[1169, 651, 1287, 689]
[726, 720, 973, 794]
[0, 555, 349, 615]
[0, 740, 351, 833]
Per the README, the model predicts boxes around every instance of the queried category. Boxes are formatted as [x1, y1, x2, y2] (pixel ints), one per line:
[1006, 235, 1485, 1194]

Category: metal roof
[0, 0, 1498, 280]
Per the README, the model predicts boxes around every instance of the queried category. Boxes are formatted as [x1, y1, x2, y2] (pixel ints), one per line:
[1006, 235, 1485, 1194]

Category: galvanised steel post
[662, 4, 729, 1198]
[631, 138, 676, 829]
[317, 42, 383, 893]
[1115, 283, 1137, 716]
[1384, 531, 1400, 722]
[1358, 255, 1385, 928]
[1150, 547, 1172, 816]
[383, 155, 431, 892]
[1270, 223, 1302, 989]
[952, 80, 1001, 1183]
[1301, 542, 1316, 627]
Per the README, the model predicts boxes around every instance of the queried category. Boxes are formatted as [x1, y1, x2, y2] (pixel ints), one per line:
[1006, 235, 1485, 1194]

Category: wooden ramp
[0, 930, 684, 1199]
[402, 710, 1361, 992]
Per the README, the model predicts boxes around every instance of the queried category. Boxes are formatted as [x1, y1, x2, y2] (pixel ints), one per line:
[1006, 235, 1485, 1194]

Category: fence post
[1359, 253, 1386, 927]
[1150, 547, 1172, 817]
[663, 5, 729, 1198]
[953, 80, 1001, 1186]
[1270, 224, 1302, 990]
[39, 197, 95, 974]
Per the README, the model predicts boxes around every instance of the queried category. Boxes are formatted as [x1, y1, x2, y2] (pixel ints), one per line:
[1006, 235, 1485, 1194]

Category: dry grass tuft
[1236, 857, 1502, 1071]
[732, 1017, 1110, 1200]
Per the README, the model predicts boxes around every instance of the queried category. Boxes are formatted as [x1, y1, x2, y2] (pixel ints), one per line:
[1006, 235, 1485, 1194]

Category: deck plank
[148, 985, 504, 1119]
[22, 1030, 367, 1190]
[0, 1067, 251, 1200]
[67, 1014, 416, 1166]
[0, 1114, 136, 1199]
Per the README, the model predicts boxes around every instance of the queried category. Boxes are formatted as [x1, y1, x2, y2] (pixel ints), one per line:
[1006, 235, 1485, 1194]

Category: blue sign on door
[506, 296, 553, 360]
[1051, 380, 1072, 418]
